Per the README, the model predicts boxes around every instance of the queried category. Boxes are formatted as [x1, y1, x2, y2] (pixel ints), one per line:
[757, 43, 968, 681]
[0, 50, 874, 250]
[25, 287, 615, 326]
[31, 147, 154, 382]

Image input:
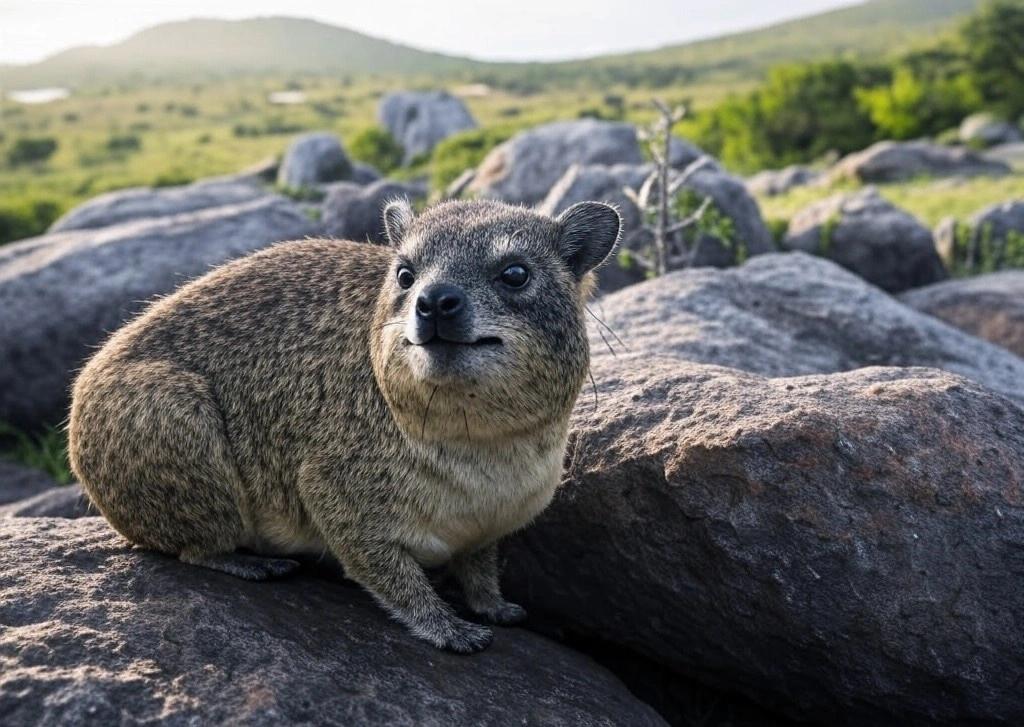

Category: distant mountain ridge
[1, 0, 985, 89]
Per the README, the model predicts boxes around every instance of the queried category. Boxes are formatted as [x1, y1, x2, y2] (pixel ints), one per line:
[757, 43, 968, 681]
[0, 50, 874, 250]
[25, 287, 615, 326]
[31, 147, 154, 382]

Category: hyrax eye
[499, 264, 530, 289]
[396, 266, 416, 289]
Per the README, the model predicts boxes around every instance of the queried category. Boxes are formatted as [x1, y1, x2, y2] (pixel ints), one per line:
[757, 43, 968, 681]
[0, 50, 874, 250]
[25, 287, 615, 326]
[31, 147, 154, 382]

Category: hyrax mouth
[404, 336, 503, 349]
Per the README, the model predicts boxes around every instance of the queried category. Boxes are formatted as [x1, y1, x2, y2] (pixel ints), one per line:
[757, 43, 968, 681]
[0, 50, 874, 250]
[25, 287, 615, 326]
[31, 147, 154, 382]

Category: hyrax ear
[555, 201, 623, 278]
[382, 198, 415, 246]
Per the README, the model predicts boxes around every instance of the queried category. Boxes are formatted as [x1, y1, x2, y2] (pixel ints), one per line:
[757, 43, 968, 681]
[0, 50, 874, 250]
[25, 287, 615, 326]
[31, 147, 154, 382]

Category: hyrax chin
[69, 197, 621, 653]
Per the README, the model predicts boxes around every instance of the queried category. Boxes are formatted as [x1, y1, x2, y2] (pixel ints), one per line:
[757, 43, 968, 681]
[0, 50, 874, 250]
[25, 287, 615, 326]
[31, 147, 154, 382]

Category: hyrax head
[370, 198, 621, 441]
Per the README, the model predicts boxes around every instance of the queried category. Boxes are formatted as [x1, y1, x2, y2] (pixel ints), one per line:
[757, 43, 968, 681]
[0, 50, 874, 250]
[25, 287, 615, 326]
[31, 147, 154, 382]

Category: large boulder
[576, 253, 1024, 406]
[959, 113, 1022, 148]
[322, 179, 426, 244]
[507, 359, 1024, 725]
[984, 141, 1024, 170]
[0, 518, 664, 726]
[783, 188, 947, 292]
[378, 91, 477, 165]
[469, 120, 644, 205]
[277, 132, 353, 189]
[969, 199, 1024, 248]
[746, 165, 820, 197]
[931, 200, 1024, 271]
[503, 256, 1024, 723]
[900, 271, 1024, 358]
[0, 483, 92, 518]
[0, 196, 317, 430]
[49, 179, 267, 233]
[0, 462, 58, 506]
[829, 140, 1010, 183]
[539, 161, 774, 292]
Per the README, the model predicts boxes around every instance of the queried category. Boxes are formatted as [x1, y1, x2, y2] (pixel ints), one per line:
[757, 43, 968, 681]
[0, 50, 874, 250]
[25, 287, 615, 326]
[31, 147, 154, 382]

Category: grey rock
[580, 253, 1024, 406]
[378, 91, 477, 165]
[322, 180, 426, 244]
[901, 270, 1024, 358]
[470, 120, 644, 205]
[746, 165, 821, 196]
[0, 196, 317, 429]
[506, 358, 1024, 725]
[970, 198, 1024, 246]
[539, 161, 774, 292]
[49, 179, 267, 233]
[0, 483, 93, 518]
[933, 216, 959, 266]
[351, 161, 383, 186]
[277, 132, 353, 189]
[784, 188, 946, 292]
[0, 517, 665, 726]
[984, 141, 1024, 171]
[959, 113, 1022, 148]
[668, 137, 707, 169]
[0, 462, 58, 506]
[829, 140, 1010, 183]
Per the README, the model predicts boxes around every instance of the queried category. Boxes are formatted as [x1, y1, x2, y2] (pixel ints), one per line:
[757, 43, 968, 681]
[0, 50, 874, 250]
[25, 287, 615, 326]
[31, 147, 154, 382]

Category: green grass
[757, 174, 1024, 229]
[0, 423, 73, 485]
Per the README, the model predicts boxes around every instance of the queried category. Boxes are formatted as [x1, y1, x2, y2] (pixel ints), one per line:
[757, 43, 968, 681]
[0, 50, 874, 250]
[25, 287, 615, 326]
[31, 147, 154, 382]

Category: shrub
[348, 127, 404, 174]
[106, 134, 142, 153]
[6, 136, 58, 166]
[152, 169, 194, 187]
[0, 197, 64, 245]
[429, 126, 515, 192]
[962, 0, 1024, 120]
[0, 423, 72, 484]
[688, 61, 886, 172]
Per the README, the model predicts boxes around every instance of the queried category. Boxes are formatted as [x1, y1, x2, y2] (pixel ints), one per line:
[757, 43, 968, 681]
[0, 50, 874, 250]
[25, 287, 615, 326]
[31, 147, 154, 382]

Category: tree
[961, 0, 1024, 119]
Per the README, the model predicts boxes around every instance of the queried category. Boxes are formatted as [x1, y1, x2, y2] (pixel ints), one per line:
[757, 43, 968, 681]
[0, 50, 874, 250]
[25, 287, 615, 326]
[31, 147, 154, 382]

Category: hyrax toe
[482, 601, 528, 626]
[430, 618, 494, 654]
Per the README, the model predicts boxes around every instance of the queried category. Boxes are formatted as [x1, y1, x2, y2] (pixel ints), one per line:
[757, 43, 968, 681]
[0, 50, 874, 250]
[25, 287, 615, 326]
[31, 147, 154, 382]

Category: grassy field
[758, 174, 1024, 229]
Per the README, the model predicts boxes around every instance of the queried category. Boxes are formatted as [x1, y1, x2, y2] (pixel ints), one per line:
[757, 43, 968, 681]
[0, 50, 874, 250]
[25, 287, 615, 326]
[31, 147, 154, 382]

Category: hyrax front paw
[477, 600, 528, 626]
[422, 617, 494, 654]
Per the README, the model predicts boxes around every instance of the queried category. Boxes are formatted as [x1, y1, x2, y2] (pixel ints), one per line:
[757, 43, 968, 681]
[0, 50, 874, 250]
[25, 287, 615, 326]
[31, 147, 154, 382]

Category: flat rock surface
[0, 483, 92, 519]
[0, 517, 664, 726]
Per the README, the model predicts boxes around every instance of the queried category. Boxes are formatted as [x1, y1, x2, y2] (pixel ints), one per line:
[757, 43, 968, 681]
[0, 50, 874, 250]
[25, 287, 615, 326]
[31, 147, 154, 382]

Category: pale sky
[0, 0, 860, 65]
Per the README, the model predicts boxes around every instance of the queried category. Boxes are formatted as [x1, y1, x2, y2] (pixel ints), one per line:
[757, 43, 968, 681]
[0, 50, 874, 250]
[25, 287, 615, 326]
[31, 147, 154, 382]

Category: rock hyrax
[69, 198, 621, 652]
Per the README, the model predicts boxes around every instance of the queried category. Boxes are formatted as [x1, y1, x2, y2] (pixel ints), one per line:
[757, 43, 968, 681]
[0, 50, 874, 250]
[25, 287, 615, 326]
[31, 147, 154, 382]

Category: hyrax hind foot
[180, 551, 301, 581]
[421, 617, 494, 654]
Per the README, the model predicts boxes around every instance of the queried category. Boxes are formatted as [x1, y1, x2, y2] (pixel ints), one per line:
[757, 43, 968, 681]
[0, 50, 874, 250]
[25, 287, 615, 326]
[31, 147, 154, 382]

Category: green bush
[429, 126, 515, 192]
[856, 66, 980, 140]
[688, 61, 886, 172]
[0, 197, 64, 245]
[348, 127, 404, 175]
[0, 423, 72, 484]
[106, 134, 142, 153]
[962, 0, 1024, 120]
[6, 136, 58, 166]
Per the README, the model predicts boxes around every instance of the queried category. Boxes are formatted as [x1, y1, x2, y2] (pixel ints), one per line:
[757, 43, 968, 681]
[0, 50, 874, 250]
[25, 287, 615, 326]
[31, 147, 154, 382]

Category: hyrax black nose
[416, 284, 466, 321]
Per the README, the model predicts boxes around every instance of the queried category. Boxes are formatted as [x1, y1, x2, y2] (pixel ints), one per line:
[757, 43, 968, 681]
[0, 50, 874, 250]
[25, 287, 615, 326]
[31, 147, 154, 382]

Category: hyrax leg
[339, 537, 494, 653]
[450, 544, 527, 625]
[72, 360, 252, 573]
[180, 551, 301, 581]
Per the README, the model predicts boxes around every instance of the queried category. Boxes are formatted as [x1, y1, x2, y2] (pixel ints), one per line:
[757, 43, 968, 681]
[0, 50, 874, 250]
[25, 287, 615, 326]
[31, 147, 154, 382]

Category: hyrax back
[69, 198, 621, 652]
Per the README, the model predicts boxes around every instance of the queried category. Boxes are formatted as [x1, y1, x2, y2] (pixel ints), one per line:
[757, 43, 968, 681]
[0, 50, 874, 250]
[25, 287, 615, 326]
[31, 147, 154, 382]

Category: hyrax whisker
[68, 198, 622, 652]
[588, 366, 600, 410]
[586, 305, 628, 351]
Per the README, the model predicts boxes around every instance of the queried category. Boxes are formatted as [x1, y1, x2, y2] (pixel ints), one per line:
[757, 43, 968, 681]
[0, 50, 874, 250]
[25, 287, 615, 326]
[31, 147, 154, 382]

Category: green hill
[2, 16, 484, 88]
[563, 0, 984, 81]
[1, 0, 989, 90]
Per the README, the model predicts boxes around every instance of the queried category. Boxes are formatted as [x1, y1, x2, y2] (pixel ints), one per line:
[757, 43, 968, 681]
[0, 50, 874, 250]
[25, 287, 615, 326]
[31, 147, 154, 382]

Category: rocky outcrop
[0, 483, 92, 518]
[277, 132, 353, 189]
[0, 196, 316, 429]
[784, 188, 946, 292]
[746, 165, 820, 196]
[506, 359, 1024, 725]
[322, 180, 426, 244]
[540, 161, 774, 292]
[502, 255, 1024, 723]
[469, 120, 644, 205]
[378, 91, 477, 165]
[901, 271, 1024, 358]
[829, 141, 1010, 183]
[578, 253, 1024, 406]
[0, 518, 664, 726]
[49, 179, 267, 233]
[959, 113, 1022, 148]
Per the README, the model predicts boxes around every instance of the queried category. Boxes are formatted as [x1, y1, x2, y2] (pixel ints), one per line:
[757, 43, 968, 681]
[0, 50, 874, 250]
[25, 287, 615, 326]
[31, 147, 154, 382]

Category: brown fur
[69, 198, 621, 652]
